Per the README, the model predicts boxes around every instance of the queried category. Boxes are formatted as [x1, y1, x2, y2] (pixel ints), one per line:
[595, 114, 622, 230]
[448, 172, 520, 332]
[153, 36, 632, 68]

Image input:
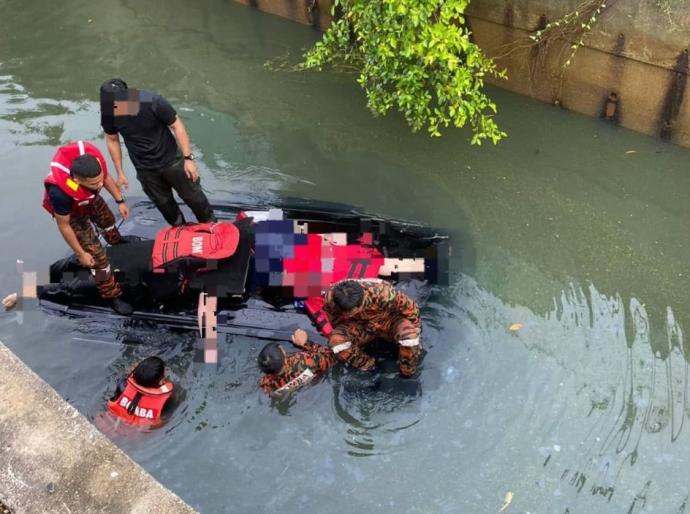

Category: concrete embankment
[0, 343, 195, 514]
[236, 0, 690, 148]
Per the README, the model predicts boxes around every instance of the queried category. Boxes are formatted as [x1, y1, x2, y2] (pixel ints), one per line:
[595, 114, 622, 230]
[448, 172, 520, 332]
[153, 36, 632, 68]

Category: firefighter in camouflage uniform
[324, 279, 422, 377]
[259, 329, 336, 396]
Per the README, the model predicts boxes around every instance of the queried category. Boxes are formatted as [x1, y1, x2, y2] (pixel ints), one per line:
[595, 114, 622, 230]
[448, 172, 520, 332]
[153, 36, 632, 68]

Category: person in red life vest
[107, 356, 174, 427]
[42, 141, 133, 315]
[259, 329, 336, 397]
[324, 279, 423, 378]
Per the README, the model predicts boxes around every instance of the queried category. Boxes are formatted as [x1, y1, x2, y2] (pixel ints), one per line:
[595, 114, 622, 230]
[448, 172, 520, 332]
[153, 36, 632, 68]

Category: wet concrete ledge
[0, 342, 196, 514]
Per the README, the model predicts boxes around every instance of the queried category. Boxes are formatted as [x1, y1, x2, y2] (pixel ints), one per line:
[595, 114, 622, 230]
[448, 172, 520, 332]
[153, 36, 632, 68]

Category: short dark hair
[258, 343, 284, 374]
[133, 356, 165, 388]
[332, 281, 364, 311]
[70, 154, 102, 178]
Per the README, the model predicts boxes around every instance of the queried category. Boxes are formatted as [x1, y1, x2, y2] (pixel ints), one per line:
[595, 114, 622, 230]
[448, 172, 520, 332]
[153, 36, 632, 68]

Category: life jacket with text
[41, 141, 109, 217]
[151, 222, 240, 271]
[106, 376, 173, 427]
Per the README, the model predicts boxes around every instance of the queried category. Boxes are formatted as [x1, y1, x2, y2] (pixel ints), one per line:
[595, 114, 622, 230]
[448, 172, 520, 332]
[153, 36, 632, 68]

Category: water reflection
[4, 261, 690, 511]
[510, 281, 689, 511]
[1, 0, 689, 509]
[0, 74, 89, 146]
[331, 366, 423, 457]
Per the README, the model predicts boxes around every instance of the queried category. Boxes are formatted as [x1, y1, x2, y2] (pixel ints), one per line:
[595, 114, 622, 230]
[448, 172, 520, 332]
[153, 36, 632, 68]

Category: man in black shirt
[100, 79, 216, 226]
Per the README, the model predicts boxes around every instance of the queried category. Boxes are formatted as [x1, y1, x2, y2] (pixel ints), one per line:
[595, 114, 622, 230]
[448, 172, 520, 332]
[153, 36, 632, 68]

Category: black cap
[100, 78, 128, 101]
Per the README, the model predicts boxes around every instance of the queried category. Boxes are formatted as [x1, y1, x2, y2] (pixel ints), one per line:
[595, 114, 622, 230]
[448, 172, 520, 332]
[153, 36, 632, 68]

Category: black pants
[136, 157, 216, 225]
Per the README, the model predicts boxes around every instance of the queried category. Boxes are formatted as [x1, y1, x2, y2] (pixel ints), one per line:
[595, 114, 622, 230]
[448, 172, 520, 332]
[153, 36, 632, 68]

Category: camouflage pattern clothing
[260, 341, 336, 396]
[69, 195, 123, 299]
[324, 279, 422, 377]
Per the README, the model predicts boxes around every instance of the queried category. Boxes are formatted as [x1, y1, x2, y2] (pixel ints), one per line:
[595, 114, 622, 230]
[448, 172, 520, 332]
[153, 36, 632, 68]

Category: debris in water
[509, 323, 523, 332]
[625, 150, 637, 154]
[2, 292, 17, 311]
[499, 491, 513, 512]
[1, 499, 12, 514]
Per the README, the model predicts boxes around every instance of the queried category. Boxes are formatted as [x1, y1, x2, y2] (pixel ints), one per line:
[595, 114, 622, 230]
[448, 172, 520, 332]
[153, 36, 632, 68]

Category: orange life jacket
[41, 141, 109, 216]
[106, 376, 173, 427]
[151, 222, 240, 271]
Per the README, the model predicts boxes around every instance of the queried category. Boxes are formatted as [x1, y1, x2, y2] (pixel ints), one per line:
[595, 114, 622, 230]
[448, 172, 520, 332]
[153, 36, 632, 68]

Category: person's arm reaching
[103, 174, 130, 220]
[54, 214, 94, 268]
[290, 328, 322, 353]
[291, 329, 337, 373]
[169, 116, 199, 182]
[104, 133, 128, 191]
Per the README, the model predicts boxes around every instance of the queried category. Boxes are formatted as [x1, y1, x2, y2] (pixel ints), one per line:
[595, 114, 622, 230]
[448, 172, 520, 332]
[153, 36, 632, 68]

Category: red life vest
[151, 222, 240, 271]
[304, 296, 334, 336]
[41, 141, 109, 216]
[107, 376, 173, 427]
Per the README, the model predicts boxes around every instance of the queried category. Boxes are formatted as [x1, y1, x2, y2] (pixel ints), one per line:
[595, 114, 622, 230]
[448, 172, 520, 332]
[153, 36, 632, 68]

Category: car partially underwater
[38, 198, 450, 343]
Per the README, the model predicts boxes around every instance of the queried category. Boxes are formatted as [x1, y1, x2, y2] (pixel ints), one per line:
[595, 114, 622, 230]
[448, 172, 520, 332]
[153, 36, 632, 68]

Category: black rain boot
[111, 296, 134, 316]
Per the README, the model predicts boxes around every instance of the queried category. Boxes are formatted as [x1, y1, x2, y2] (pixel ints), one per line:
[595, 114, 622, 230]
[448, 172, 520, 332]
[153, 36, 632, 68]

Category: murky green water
[1, 0, 690, 512]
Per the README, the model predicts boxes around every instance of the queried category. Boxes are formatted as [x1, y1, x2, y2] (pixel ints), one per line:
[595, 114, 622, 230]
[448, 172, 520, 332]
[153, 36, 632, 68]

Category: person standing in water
[324, 279, 423, 377]
[100, 78, 216, 226]
[258, 329, 336, 397]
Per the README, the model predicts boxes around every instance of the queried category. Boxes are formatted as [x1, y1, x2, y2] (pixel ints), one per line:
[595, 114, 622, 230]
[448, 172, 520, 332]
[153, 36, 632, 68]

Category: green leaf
[299, 0, 505, 142]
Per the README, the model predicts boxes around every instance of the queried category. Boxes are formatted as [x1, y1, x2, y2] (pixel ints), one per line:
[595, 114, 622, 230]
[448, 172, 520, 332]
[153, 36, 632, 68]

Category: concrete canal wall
[236, 0, 690, 147]
[0, 343, 196, 514]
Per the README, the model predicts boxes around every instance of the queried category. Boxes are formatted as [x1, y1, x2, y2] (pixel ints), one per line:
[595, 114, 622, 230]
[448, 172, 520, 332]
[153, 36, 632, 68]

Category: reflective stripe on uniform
[50, 161, 71, 174]
[331, 341, 352, 354]
[399, 337, 420, 347]
[274, 369, 315, 395]
[77, 140, 85, 155]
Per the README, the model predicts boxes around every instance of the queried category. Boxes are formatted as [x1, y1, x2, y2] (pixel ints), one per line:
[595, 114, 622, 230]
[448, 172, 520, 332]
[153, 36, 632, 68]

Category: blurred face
[113, 99, 140, 116]
[112, 89, 140, 116]
[73, 172, 104, 192]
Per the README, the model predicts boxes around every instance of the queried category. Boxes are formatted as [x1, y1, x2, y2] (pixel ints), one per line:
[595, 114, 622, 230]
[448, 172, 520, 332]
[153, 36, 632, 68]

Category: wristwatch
[116, 197, 126, 204]
[184, 153, 195, 161]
